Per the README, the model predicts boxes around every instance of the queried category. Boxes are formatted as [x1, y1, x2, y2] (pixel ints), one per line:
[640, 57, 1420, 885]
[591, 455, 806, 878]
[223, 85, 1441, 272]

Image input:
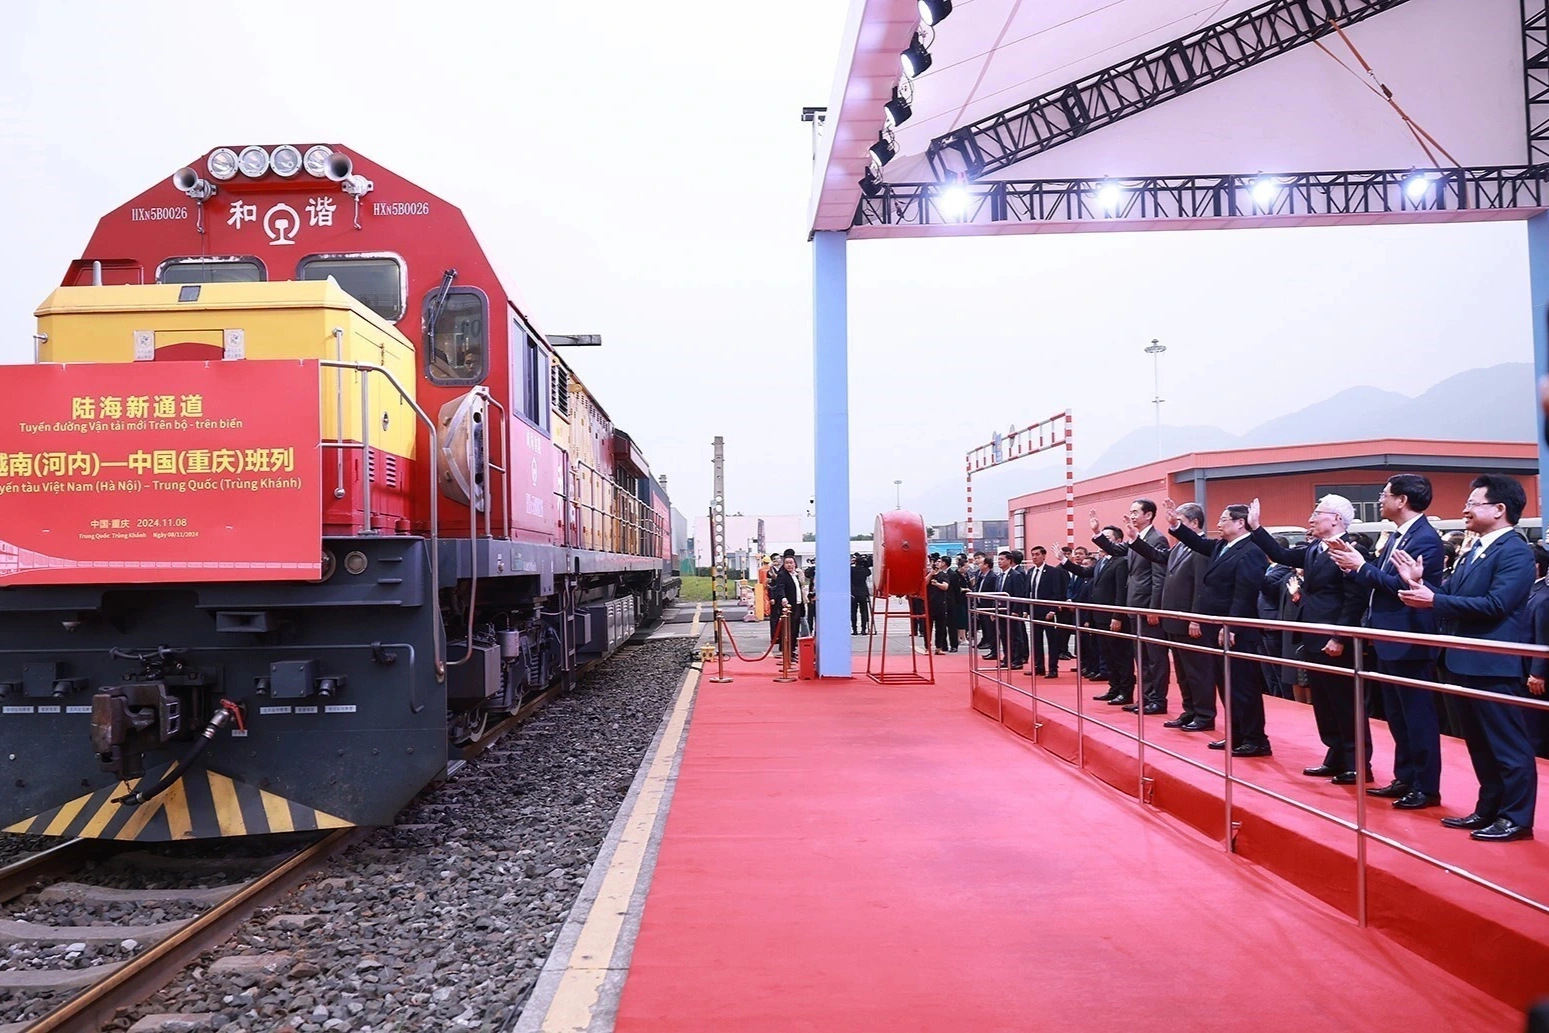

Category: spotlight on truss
[1404, 171, 1436, 202]
[1094, 181, 1124, 213]
[869, 131, 897, 167]
[901, 34, 933, 77]
[1250, 177, 1279, 209]
[937, 183, 969, 218]
[859, 167, 885, 198]
[919, 0, 953, 25]
[884, 85, 913, 128]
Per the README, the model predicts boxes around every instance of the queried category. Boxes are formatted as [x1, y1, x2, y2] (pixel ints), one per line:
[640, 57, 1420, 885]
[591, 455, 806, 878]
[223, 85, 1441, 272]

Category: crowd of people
[961, 474, 1544, 845]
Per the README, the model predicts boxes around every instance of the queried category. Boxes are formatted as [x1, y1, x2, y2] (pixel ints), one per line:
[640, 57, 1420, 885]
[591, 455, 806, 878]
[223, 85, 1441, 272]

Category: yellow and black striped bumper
[3, 764, 352, 841]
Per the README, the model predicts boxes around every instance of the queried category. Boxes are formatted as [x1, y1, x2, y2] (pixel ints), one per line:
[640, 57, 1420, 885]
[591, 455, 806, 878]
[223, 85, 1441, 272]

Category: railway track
[0, 637, 657, 1031]
[0, 830, 364, 1032]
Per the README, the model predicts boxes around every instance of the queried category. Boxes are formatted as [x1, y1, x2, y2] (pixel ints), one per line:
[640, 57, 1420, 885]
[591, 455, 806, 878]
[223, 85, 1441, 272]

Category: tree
[801, 532, 816, 542]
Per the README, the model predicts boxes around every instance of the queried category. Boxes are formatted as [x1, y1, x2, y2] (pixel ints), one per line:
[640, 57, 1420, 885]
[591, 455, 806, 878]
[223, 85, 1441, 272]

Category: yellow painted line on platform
[539, 663, 700, 1033]
[688, 602, 703, 638]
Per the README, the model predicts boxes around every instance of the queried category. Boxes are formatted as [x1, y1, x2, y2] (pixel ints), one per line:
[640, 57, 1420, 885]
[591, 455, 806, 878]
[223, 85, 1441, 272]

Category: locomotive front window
[297, 256, 405, 321]
[158, 258, 264, 284]
[423, 288, 488, 386]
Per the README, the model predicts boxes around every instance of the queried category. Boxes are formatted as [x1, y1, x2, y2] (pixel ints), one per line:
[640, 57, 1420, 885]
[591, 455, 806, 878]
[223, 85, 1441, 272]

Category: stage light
[870, 131, 897, 167]
[1250, 177, 1279, 209]
[1095, 181, 1124, 213]
[1404, 172, 1433, 202]
[937, 183, 969, 218]
[901, 35, 933, 77]
[859, 167, 885, 197]
[919, 0, 953, 25]
[884, 86, 912, 128]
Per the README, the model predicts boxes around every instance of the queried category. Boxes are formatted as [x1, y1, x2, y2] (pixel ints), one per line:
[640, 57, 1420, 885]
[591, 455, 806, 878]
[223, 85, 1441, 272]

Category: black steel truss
[1525, 0, 1549, 162]
[927, 0, 1415, 181]
[854, 165, 1549, 230]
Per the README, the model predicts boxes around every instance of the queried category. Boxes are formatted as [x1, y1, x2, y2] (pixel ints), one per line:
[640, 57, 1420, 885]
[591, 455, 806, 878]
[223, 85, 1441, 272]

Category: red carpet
[970, 656, 1549, 1009]
[614, 654, 1519, 1032]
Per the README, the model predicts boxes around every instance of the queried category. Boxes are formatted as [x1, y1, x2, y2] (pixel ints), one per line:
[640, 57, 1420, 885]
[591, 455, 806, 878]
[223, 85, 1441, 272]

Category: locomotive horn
[172, 167, 215, 200]
[325, 153, 354, 182]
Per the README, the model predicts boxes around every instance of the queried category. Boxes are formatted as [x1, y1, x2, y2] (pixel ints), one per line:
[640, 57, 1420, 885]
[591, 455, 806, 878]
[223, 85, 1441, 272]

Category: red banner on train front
[0, 360, 322, 584]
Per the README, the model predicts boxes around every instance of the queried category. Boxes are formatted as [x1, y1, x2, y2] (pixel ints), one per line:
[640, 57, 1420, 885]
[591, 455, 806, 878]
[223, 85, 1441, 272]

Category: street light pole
[1145, 338, 1167, 460]
[894, 479, 902, 509]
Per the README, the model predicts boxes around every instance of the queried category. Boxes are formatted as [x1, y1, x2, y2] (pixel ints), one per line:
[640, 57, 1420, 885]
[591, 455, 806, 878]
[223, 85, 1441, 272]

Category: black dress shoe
[1107, 697, 1134, 707]
[1232, 743, 1273, 758]
[1302, 764, 1339, 778]
[1208, 739, 1227, 750]
[1180, 721, 1215, 732]
[1366, 780, 1410, 799]
[1330, 771, 1373, 786]
[1120, 703, 1140, 712]
[1470, 819, 1533, 842]
[1046, 670, 1059, 679]
[1163, 717, 1190, 729]
[1393, 790, 1441, 810]
[1092, 690, 1120, 702]
[1440, 812, 1495, 831]
[982, 653, 998, 660]
[1141, 704, 1167, 716]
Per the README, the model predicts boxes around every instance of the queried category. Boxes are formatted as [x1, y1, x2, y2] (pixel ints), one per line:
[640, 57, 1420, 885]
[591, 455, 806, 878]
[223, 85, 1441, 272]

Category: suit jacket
[1527, 577, 1549, 680]
[1026, 563, 1068, 613]
[769, 569, 805, 613]
[1171, 524, 1268, 643]
[1133, 532, 1205, 635]
[1347, 517, 1443, 662]
[1433, 530, 1535, 678]
[1096, 526, 1168, 611]
[1249, 527, 1367, 651]
[1065, 552, 1128, 628]
[1001, 567, 1030, 611]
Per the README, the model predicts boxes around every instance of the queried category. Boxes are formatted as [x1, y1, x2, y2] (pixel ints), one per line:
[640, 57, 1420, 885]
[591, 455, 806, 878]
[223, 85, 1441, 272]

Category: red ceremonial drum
[872, 511, 928, 598]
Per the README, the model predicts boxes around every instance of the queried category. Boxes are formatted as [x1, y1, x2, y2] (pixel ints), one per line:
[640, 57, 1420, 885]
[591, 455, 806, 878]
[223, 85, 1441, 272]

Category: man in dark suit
[1327, 474, 1445, 811]
[1002, 549, 1031, 670]
[850, 554, 871, 635]
[1056, 529, 1131, 704]
[1164, 499, 1272, 757]
[768, 555, 805, 661]
[1247, 495, 1370, 781]
[1093, 501, 1172, 714]
[974, 555, 1000, 656]
[1393, 475, 1537, 842]
[1131, 502, 1214, 731]
[1025, 546, 1069, 678]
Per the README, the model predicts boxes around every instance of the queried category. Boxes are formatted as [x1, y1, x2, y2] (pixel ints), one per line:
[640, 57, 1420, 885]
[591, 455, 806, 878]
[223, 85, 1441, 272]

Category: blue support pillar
[812, 230, 852, 678]
[1531, 213, 1549, 519]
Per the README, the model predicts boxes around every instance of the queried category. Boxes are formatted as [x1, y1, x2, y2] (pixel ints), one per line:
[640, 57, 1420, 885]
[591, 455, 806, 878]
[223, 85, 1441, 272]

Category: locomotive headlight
[237, 145, 270, 178]
[270, 144, 303, 177]
[206, 148, 239, 181]
[303, 145, 333, 178]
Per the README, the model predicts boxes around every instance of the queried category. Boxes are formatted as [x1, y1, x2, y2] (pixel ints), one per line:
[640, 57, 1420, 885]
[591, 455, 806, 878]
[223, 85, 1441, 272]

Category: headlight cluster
[205, 144, 337, 181]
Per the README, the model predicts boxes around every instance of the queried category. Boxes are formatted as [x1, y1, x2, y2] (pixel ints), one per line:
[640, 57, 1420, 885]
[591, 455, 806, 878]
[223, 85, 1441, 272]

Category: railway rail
[0, 649, 605, 1033]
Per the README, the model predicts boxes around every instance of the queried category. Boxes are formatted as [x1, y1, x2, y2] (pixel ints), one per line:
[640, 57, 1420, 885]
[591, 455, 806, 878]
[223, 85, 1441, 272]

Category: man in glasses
[1247, 495, 1370, 783]
[1392, 475, 1536, 842]
[1327, 475, 1444, 812]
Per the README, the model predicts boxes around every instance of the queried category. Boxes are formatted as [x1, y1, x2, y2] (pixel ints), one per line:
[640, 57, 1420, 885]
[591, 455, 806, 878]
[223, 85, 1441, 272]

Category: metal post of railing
[1353, 637, 1369, 928]
[1134, 613, 1146, 802]
[1222, 624, 1235, 853]
[332, 327, 346, 501]
[775, 609, 797, 683]
[358, 368, 373, 535]
[1074, 603, 1085, 771]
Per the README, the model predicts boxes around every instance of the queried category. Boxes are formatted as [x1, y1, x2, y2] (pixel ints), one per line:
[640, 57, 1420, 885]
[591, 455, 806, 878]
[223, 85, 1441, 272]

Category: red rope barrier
[716, 613, 789, 663]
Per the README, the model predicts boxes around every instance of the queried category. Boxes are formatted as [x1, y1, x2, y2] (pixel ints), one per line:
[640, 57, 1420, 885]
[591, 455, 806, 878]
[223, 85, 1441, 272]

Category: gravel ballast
[76, 635, 697, 1033]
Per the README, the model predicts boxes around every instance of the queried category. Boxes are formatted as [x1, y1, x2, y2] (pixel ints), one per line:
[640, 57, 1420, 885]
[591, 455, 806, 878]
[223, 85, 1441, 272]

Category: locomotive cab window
[157, 258, 265, 284]
[423, 287, 488, 386]
[297, 255, 405, 321]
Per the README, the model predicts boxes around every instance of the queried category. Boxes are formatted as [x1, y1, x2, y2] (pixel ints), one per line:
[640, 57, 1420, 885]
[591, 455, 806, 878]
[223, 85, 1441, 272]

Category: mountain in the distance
[1085, 363, 1534, 476]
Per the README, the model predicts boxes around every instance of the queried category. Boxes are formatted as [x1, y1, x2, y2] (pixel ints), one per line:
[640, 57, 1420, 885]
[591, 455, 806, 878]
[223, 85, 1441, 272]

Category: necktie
[1455, 543, 1480, 578]
[1032, 567, 1041, 594]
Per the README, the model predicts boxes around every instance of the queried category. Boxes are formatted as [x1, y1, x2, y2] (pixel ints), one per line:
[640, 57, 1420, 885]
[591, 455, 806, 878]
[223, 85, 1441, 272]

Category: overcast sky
[0, 1, 1535, 535]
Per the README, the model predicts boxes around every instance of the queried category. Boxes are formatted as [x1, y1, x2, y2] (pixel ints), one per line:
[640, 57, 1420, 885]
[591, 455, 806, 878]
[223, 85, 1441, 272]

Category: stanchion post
[708, 615, 733, 684]
[774, 608, 797, 683]
[1222, 623, 1235, 853]
[1074, 603, 1084, 771]
[1134, 612, 1145, 802]
[1353, 637, 1369, 927]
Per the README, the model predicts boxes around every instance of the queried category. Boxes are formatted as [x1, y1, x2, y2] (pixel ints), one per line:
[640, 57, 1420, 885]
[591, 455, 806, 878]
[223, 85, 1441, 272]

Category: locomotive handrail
[483, 393, 512, 542]
[319, 359, 446, 682]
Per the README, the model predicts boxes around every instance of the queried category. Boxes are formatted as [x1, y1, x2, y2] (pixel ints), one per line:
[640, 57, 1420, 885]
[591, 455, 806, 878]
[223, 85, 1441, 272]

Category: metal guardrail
[967, 591, 1549, 927]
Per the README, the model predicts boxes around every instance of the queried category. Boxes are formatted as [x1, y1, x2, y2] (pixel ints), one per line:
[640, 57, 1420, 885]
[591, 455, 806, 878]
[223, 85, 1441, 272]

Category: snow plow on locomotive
[0, 144, 677, 842]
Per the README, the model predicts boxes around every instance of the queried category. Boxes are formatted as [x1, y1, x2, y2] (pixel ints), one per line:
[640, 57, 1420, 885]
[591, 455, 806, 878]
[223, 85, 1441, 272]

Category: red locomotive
[0, 144, 678, 841]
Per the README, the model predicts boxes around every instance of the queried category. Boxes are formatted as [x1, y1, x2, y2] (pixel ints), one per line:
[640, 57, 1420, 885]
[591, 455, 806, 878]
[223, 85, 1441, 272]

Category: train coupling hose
[113, 701, 242, 807]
